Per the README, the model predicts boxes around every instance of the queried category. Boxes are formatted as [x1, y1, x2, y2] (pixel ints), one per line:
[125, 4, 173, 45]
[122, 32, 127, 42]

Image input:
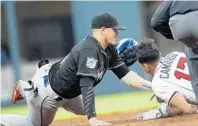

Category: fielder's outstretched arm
[111, 65, 152, 91]
[121, 71, 151, 90]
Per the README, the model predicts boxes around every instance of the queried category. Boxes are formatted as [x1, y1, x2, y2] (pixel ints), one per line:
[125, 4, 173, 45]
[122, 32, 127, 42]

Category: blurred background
[1, 1, 184, 109]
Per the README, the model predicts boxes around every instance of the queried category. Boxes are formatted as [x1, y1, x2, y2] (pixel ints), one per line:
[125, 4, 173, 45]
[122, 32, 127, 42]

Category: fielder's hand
[89, 117, 112, 126]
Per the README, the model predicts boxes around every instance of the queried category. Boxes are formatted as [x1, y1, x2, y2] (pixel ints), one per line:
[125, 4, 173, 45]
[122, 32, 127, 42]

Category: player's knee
[170, 92, 192, 114]
[180, 104, 192, 114]
[76, 112, 86, 115]
[74, 109, 86, 115]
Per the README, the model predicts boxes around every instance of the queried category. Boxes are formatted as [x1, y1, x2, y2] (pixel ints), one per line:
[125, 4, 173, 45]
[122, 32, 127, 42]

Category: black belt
[48, 83, 64, 101]
[54, 96, 63, 101]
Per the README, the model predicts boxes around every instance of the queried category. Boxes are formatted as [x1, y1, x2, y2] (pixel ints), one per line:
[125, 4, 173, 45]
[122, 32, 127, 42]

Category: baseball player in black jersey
[1, 12, 152, 126]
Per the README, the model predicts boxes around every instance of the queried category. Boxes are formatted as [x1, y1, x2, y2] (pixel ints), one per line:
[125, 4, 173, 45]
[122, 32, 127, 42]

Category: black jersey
[49, 35, 127, 99]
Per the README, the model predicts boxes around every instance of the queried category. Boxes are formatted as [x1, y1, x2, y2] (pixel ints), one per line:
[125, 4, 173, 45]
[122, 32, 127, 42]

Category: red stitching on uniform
[168, 91, 178, 106]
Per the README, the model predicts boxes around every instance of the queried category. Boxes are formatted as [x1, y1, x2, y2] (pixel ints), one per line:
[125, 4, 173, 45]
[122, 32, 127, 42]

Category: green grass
[1, 91, 159, 120]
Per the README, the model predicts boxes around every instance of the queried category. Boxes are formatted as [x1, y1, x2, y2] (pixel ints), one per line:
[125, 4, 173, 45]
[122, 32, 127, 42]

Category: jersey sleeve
[80, 77, 96, 119]
[76, 48, 99, 79]
[108, 46, 125, 70]
[152, 77, 179, 105]
[151, 1, 173, 39]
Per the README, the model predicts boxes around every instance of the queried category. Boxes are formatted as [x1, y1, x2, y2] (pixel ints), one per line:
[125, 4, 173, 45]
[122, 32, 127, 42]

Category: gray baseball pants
[1, 64, 85, 126]
[169, 10, 198, 104]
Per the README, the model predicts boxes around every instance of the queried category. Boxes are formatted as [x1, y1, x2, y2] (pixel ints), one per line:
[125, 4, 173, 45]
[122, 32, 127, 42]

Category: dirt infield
[51, 111, 198, 126]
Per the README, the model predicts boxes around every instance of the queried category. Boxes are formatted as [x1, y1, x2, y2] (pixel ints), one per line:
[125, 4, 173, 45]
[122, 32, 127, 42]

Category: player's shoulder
[72, 36, 100, 53]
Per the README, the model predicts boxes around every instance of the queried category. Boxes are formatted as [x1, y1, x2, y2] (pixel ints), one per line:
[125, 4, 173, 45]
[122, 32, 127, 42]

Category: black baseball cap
[91, 12, 127, 30]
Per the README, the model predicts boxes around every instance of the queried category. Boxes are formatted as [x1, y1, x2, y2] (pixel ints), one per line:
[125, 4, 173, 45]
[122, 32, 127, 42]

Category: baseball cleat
[11, 80, 24, 104]
[136, 108, 165, 120]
